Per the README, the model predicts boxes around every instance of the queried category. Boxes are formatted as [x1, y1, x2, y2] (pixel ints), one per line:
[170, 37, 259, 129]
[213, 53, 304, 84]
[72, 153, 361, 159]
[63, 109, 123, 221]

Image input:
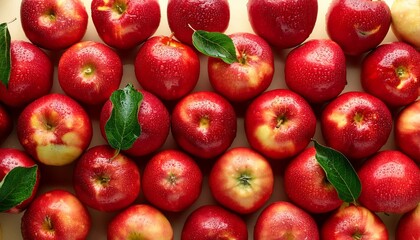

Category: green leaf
[0, 22, 11, 88]
[313, 140, 361, 204]
[192, 30, 238, 64]
[105, 84, 143, 151]
[0, 165, 38, 212]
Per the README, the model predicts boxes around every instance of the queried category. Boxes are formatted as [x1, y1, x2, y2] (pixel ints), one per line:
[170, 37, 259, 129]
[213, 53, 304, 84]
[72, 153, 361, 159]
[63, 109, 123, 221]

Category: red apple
[209, 147, 274, 214]
[254, 201, 319, 240]
[320, 91, 393, 160]
[167, 0, 230, 46]
[73, 144, 141, 212]
[181, 205, 248, 240]
[0, 41, 53, 108]
[58, 41, 123, 106]
[171, 91, 237, 159]
[91, 0, 161, 50]
[358, 150, 420, 214]
[391, 0, 420, 49]
[396, 203, 420, 240]
[20, 0, 88, 50]
[208, 32, 274, 102]
[244, 89, 317, 160]
[247, 0, 318, 49]
[285, 39, 347, 104]
[326, 0, 391, 56]
[21, 189, 91, 240]
[107, 204, 173, 240]
[141, 149, 203, 212]
[395, 100, 420, 163]
[0, 104, 12, 144]
[17, 93, 93, 166]
[134, 35, 200, 101]
[361, 41, 420, 107]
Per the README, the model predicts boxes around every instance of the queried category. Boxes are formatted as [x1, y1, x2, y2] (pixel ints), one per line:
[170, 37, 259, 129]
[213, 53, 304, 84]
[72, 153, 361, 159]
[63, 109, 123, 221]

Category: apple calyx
[353, 112, 364, 125]
[199, 116, 210, 131]
[237, 173, 252, 187]
[113, 1, 127, 15]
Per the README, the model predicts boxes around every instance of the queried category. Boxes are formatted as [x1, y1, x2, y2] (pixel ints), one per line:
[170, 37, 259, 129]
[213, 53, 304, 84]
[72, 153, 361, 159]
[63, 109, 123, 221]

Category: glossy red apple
[391, 0, 420, 49]
[396, 203, 420, 240]
[395, 100, 420, 163]
[0, 104, 12, 144]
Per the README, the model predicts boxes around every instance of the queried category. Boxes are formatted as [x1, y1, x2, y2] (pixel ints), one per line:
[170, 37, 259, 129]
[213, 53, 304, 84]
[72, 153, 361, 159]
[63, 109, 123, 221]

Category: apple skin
[396, 203, 420, 240]
[73, 145, 141, 212]
[0, 41, 53, 108]
[284, 147, 343, 214]
[171, 91, 237, 159]
[247, 0, 318, 49]
[320, 91, 393, 160]
[58, 41, 123, 106]
[0, 104, 12, 144]
[361, 41, 420, 108]
[254, 201, 319, 240]
[208, 32, 274, 102]
[20, 0, 88, 50]
[326, 0, 391, 56]
[91, 0, 160, 50]
[167, 0, 230, 46]
[181, 205, 248, 240]
[244, 89, 316, 160]
[395, 100, 420, 163]
[17, 93, 93, 166]
[21, 189, 91, 240]
[285, 39, 347, 104]
[135, 35, 200, 101]
[141, 149, 203, 212]
[391, 0, 420, 49]
[358, 150, 420, 214]
[107, 204, 173, 240]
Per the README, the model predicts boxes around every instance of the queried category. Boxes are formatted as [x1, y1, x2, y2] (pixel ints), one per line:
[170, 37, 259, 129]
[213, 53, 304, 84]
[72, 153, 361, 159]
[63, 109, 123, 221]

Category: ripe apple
[58, 41, 123, 106]
[91, 0, 161, 50]
[20, 0, 88, 50]
[141, 149, 203, 212]
[209, 147, 274, 214]
[358, 150, 420, 214]
[17, 93, 93, 166]
[396, 203, 420, 240]
[100, 89, 170, 157]
[326, 0, 391, 56]
[361, 41, 420, 108]
[254, 201, 319, 240]
[21, 189, 91, 240]
[247, 0, 318, 49]
[320, 91, 393, 160]
[107, 204, 173, 240]
[0, 104, 12, 144]
[0, 41, 53, 108]
[244, 89, 316, 160]
[285, 39, 347, 104]
[167, 0, 230, 46]
[73, 144, 141, 212]
[391, 0, 420, 49]
[208, 32, 274, 102]
[171, 91, 237, 159]
[181, 205, 248, 240]
[134, 35, 200, 101]
[395, 100, 420, 163]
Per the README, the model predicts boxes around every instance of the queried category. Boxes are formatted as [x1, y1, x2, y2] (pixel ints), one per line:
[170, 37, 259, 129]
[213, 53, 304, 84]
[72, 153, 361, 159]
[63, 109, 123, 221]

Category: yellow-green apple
[171, 91, 237, 159]
[247, 0, 318, 49]
[396, 204, 420, 240]
[181, 205, 248, 240]
[244, 89, 316, 160]
[321, 204, 389, 240]
[209, 147, 274, 214]
[135, 35, 200, 101]
[20, 0, 88, 50]
[326, 0, 391, 56]
[391, 0, 420, 49]
[167, 0, 230, 46]
[254, 201, 319, 240]
[320, 91, 393, 161]
[358, 150, 420, 214]
[285, 39, 347, 104]
[17, 93, 93, 166]
[395, 100, 420, 163]
[21, 189, 91, 240]
[361, 41, 420, 108]
[58, 41, 123, 106]
[284, 147, 343, 214]
[0, 104, 12, 144]
[100, 89, 170, 157]
[0, 41, 53, 108]
[73, 145, 140, 212]
[107, 204, 173, 240]
[91, 0, 161, 50]
[208, 32, 274, 102]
